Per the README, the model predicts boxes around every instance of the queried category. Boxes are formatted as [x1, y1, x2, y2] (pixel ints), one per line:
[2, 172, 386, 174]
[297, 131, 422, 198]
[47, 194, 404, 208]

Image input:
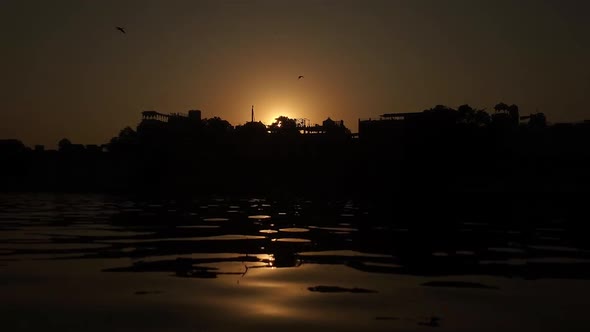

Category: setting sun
[2, 1, 590, 331]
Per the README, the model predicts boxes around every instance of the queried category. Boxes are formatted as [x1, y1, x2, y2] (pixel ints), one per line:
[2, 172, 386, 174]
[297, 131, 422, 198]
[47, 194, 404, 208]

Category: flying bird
[116, 27, 126, 34]
[298, 75, 304, 80]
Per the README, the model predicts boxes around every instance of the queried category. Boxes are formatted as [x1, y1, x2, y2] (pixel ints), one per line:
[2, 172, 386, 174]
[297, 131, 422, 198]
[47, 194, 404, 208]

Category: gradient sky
[2, 0, 589, 146]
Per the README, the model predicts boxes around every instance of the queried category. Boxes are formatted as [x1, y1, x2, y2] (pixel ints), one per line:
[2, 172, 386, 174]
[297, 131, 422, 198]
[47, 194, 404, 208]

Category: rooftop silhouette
[1, 103, 589, 196]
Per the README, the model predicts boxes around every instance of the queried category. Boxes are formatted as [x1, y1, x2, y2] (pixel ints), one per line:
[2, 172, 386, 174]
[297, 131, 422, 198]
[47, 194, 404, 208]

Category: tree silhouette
[494, 102, 509, 113]
[491, 102, 519, 128]
[457, 104, 475, 124]
[474, 110, 491, 127]
[108, 127, 139, 153]
[235, 121, 267, 138]
[269, 116, 298, 134]
[203, 117, 233, 135]
[58, 138, 72, 152]
[118, 127, 138, 143]
[458, 104, 491, 127]
[427, 105, 456, 113]
[508, 104, 520, 125]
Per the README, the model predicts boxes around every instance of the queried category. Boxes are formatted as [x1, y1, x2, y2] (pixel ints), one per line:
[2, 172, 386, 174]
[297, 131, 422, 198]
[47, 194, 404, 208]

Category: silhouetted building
[520, 113, 547, 128]
[358, 112, 419, 143]
[296, 117, 350, 137]
[359, 108, 467, 143]
[322, 117, 346, 131]
[188, 110, 201, 122]
[137, 110, 204, 145]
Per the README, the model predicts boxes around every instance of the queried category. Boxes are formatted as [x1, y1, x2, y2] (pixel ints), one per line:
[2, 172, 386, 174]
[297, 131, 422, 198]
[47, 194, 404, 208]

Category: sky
[1, 0, 589, 147]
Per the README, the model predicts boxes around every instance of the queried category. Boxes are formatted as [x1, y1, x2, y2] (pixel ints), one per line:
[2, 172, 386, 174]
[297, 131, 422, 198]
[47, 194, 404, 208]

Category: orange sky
[2, 0, 589, 147]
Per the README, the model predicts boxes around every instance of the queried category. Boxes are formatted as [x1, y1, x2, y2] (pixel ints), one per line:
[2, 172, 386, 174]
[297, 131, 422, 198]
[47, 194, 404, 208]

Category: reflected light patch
[251, 302, 291, 316]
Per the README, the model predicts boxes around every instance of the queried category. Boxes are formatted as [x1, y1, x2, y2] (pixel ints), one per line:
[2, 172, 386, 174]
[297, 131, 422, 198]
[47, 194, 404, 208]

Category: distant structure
[235, 105, 266, 138]
[137, 110, 203, 142]
[140, 110, 201, 123]
[358, 110, 458, 143]
[520, 113, 547, 128]
[291, 117, 348, 135]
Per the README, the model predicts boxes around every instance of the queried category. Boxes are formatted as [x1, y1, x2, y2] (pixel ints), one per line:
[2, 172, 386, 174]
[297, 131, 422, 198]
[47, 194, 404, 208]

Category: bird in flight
[116, 27, 126, 34]
[298, 75, 304, 80]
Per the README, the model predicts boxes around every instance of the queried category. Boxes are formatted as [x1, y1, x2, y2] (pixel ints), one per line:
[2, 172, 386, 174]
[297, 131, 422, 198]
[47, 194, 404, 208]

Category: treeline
[1, 103, 589, 196]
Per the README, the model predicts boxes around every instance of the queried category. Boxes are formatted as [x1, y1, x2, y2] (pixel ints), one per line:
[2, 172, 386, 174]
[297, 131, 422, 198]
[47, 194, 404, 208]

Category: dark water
[1, 193, 589, 331]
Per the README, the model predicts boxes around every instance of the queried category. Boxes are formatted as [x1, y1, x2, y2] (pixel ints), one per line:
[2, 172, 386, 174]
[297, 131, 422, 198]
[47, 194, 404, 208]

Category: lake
[1, 193, 589, 331]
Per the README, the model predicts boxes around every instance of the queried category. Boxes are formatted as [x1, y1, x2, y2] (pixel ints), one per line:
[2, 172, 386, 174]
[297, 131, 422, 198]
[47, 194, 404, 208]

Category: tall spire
[251, 105, 254, 122]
